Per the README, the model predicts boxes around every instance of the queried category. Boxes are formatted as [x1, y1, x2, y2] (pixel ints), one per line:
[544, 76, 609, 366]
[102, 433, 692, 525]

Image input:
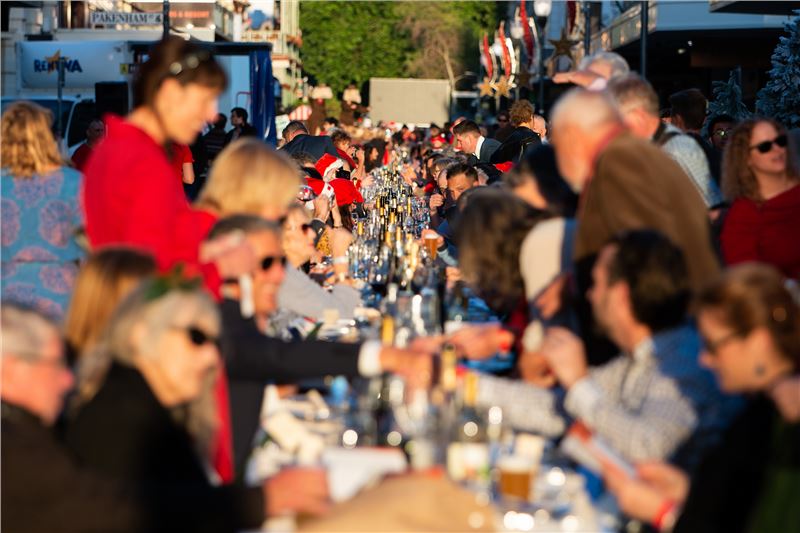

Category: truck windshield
[0, 99, 74, 140]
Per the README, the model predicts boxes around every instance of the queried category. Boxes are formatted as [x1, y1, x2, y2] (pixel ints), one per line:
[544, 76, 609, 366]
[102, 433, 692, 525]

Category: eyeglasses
[259, 255, 287, 271]
[749, 134, 787, 154]
[167, 50, 212, 78]
[701, 331, 739, 356]
[286, 223, 313, 233]
[171, 325, 219, 347]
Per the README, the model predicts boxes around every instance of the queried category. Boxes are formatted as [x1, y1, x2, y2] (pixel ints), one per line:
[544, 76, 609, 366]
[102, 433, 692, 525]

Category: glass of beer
[497, 455, 537, 501]
[424, 233, 439, 261]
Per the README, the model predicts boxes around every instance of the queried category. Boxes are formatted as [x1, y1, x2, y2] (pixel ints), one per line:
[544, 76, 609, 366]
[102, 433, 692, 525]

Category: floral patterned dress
[2, 167, 84, 319]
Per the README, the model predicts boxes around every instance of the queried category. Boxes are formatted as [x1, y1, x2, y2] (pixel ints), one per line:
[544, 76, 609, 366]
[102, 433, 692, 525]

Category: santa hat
[305, 177, 364, 206]
[314, 153, 344, 182]
[336, 147, 357, 169]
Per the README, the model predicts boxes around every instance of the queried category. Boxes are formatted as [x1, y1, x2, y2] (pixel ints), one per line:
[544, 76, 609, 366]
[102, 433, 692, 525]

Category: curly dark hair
[455, 188, 546, 314]
[722, 117, 798, 202]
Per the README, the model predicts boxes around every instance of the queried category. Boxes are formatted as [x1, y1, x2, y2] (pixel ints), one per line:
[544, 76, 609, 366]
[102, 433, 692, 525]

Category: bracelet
[331, 256, 348, 265]
[653, 499, 677, 532]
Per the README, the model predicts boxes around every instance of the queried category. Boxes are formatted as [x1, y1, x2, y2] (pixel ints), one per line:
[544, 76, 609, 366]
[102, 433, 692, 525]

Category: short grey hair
[607, 73, 660, 117]
[580, 51, 630, 79]
[1, 302, 58, 362]
[550, 88, 623, 133]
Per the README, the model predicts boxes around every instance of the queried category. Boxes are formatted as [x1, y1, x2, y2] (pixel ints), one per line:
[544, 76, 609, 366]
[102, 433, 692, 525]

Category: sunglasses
[701, 331, 739, 356]
[167, 50, 212, 78]
[285, 222, 313, 233]
[172, 325, 219, 347]
[260, 255, 287, 271]
[749, 134, 787, 154]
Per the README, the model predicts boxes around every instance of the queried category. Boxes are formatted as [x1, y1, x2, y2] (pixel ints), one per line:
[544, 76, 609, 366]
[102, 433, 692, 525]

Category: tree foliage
[299, 1, 410, 96]
[707, 70, 750, 121]
[299, 1, 498, 94]
[397, 2, 498, 85]
[756, 13, 800, 128]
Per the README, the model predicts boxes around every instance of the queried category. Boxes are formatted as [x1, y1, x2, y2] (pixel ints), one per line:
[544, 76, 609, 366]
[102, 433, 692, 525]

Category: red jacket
[721, 184, 800, 279]
[82, 115, 233, 483]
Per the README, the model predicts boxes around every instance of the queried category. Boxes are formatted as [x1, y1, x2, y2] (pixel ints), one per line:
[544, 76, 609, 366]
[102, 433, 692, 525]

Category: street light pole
[162, 0, 169, 39]
[534, 0, 552, 114]
[583, 1, 592, 57]
[640, 1, 648, 78]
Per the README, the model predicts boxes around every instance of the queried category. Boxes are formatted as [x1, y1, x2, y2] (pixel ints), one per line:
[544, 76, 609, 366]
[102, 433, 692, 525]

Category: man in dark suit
[1, 303, 146, 532]
[490, 100, 542, 165]
[279, 120, 339, 160]
[224, 107, 257, 146]
[208, 216, 434, 470]
[452, 120, 501, 163]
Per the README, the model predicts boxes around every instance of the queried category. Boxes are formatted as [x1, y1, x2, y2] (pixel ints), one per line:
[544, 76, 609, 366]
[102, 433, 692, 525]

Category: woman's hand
[313, 195, 331, 223]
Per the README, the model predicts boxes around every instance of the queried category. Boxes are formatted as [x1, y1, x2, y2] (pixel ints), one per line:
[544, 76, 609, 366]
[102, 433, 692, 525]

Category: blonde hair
[64, 248, 157, 360]
[1, 101, 64, 178]
[197, 138, 301, 215]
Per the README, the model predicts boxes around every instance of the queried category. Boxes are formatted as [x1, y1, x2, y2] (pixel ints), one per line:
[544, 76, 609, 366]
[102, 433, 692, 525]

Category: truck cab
[1, 96, 97, 156]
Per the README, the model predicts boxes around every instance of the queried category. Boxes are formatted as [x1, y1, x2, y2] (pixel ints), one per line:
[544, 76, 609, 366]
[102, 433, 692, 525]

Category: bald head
[549, 89, 624, 191]
[551, 88, 622, 133]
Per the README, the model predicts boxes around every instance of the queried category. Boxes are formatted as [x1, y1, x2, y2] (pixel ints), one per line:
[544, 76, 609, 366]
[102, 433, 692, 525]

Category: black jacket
[219, 299, 362, 471]
[490, 126, 541, 164]
[674, 395, 800, 533]
[1, 401, 145, 533]
[65, 363, 264, 533]
[223, 124, 258, 145]
[280, 133, 340, 161]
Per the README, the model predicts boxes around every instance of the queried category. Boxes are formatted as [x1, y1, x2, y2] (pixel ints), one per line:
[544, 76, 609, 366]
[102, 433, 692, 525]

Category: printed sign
[90, 11, 163, 25]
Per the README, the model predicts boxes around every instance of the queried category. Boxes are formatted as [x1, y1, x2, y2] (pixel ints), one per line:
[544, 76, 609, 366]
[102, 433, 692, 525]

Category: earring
[754, 364, 766, 377]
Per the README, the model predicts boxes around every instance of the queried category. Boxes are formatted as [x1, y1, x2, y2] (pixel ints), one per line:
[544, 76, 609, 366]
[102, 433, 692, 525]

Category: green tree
[707, 70, 750, 121]
[397, 1, 498, 86]
[299, 1, 410, 96]
[756, 13, 800, 128]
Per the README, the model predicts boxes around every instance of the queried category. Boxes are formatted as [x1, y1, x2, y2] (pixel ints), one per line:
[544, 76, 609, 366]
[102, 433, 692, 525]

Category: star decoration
[496, 75, 511, 98]
[479, 76, 495, 97]
[549, 28, 579, 60]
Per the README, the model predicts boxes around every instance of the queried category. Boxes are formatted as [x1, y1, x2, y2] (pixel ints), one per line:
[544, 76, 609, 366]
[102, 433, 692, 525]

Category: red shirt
[721, 184, 800, 279]
[83, 115, 208, 272]
[83, 116, 233, 482]
[71, 142, 93, 172]
[171, 142, 194, 182]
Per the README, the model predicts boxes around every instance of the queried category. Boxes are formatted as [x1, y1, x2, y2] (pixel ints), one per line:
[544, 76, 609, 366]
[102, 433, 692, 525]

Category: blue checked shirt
[659, 124, 723, 208]
[476, 323, 737, 465]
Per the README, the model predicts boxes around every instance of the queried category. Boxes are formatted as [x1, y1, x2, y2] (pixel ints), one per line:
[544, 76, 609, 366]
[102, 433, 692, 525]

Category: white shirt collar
[475, 135, 485, 158]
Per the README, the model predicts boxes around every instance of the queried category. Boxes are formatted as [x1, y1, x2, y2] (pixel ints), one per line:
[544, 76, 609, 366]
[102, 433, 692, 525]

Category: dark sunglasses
[260, 255, 287, 271]
[172, 325, 219, 347]
[749, 134, 787, 154]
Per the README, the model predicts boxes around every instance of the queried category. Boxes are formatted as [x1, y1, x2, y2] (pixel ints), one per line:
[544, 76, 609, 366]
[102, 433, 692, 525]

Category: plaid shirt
[476, 323, 735, 465]
[660, 125, 723, 208]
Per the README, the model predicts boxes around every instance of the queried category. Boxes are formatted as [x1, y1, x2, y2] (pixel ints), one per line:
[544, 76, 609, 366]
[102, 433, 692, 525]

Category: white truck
[368, 78, 451, 126]
[2, 40, 135, 154]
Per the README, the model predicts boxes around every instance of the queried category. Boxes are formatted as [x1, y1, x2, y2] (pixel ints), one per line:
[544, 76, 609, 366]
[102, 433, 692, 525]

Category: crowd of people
[2, 36, 799, 532]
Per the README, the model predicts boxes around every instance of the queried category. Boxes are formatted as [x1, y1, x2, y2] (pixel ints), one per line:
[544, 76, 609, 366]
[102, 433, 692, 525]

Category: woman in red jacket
[720, 118, 800, 278]
[83, 36, 229, 276]
[82, 37, 243, 484]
